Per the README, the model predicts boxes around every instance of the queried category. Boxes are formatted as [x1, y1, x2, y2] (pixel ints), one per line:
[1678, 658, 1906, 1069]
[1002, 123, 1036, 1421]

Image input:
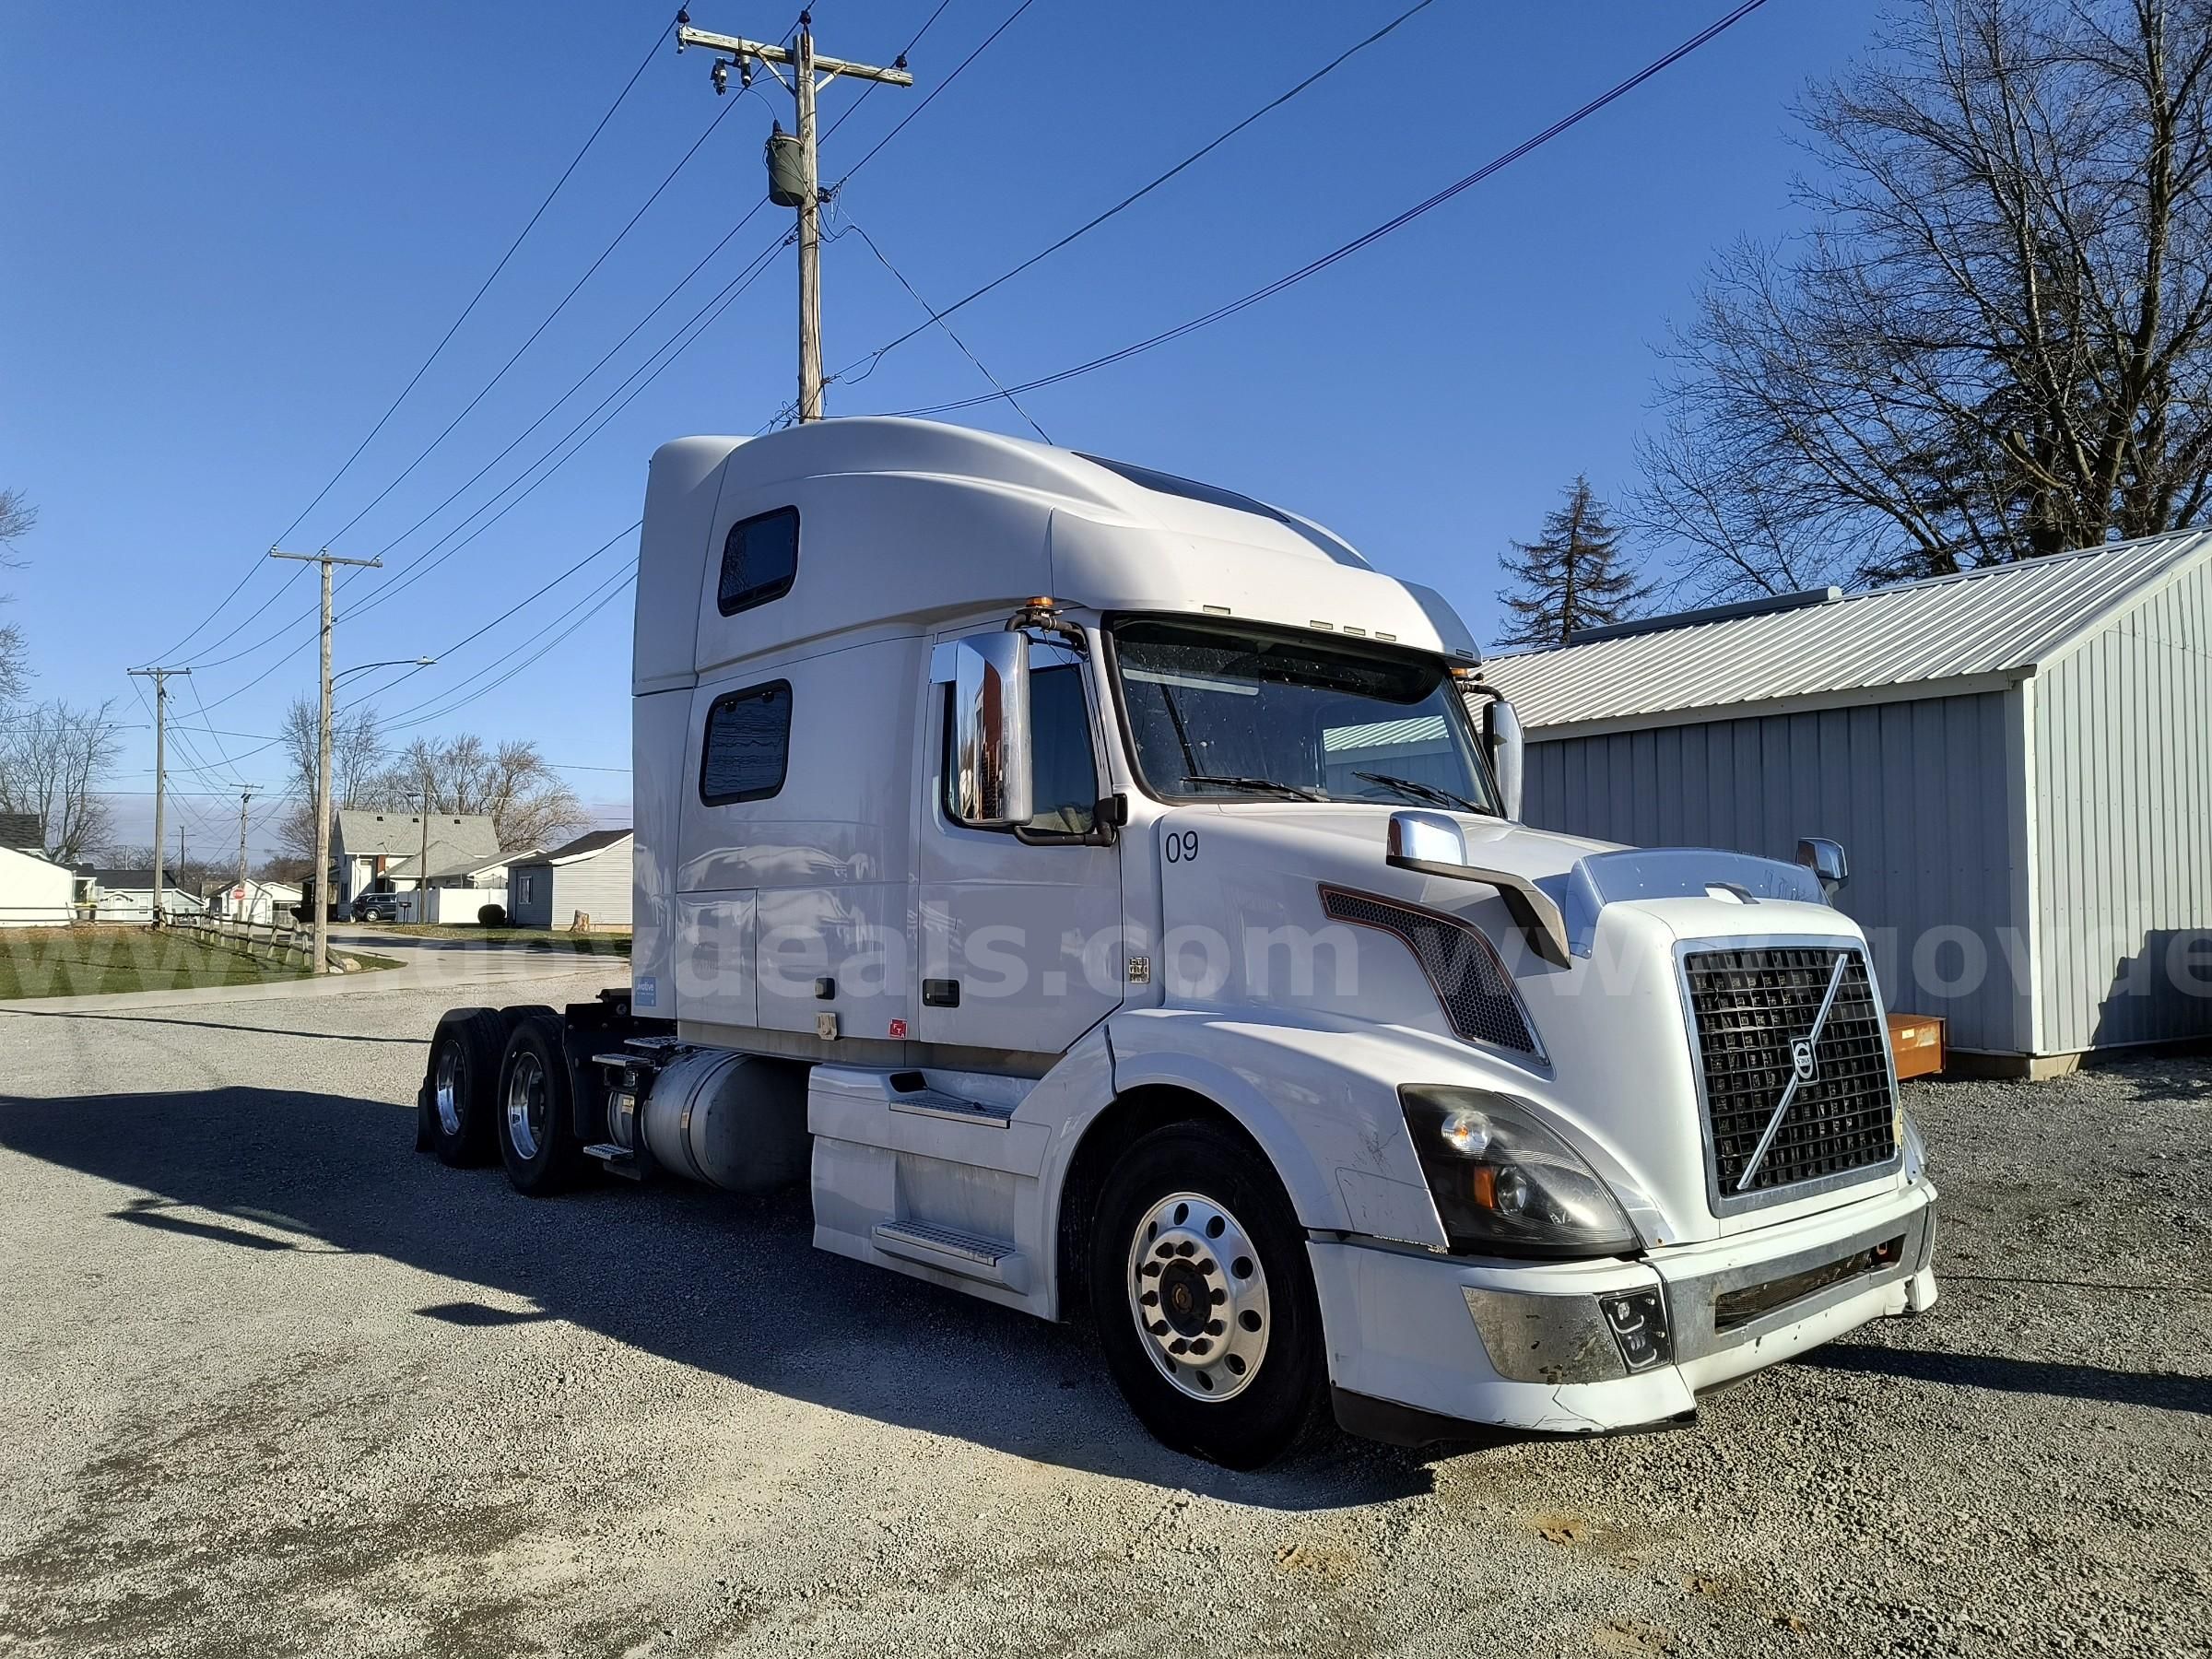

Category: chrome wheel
[1125, 1192, 1271, 1403]
[504, 1050, 547, 1161]
[434, 1045, 464, 1137]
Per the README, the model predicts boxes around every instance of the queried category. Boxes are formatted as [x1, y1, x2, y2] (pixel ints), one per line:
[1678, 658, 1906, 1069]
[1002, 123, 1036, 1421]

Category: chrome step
[872, 1219, 1024, 1288]
[582, 1143, 644, 1181]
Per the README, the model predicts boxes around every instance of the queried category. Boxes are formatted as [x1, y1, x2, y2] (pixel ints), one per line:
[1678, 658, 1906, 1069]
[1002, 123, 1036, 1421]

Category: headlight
[1400, 1086, 1637, 1258]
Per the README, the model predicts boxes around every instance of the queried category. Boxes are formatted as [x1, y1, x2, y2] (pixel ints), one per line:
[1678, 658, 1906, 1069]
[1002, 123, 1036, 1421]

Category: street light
[335, 655, 437, 683]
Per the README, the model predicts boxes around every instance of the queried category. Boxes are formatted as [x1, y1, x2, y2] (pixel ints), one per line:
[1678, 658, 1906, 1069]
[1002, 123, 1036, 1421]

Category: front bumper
[1312, 1177, 1937, 1442]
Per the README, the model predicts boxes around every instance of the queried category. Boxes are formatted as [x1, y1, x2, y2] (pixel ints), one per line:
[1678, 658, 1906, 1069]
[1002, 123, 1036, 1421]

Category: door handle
[922, 979, 960, 1007]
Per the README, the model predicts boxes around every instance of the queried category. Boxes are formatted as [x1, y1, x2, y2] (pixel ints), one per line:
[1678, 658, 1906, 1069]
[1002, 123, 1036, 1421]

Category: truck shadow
[0, 1084, 1432, 1510]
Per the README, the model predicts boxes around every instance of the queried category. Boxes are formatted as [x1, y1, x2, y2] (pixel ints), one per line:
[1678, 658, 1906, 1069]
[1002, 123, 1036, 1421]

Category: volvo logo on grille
[1789, 1036, 1818, 1083]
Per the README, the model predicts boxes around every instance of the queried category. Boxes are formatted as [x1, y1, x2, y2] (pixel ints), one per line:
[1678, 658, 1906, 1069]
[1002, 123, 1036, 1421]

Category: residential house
[394, 849, 533, 924]
[506, 830, 632, 929]
[330, 810, 501, 910]
[207, 877, 304, 926]
[80, 869, 206, 924]
[0, 845, 76, 925]
[0, 812, 46, 856]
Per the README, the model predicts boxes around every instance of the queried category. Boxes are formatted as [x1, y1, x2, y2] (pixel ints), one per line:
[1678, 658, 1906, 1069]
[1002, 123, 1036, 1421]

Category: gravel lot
[0, 968, 2205, 1658]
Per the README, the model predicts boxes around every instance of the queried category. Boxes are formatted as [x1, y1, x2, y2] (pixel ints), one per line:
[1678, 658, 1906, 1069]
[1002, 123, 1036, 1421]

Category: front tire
[496, 1013, 584, 1195]
[1090, 1121, 1323, 1469]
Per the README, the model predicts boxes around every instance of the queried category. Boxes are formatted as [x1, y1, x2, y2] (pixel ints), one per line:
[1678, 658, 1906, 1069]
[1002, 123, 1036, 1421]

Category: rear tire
[496, 1013, 584, 1196]
[424, 1008, 509, 1167]
[1090, 1121, 1324, 1470]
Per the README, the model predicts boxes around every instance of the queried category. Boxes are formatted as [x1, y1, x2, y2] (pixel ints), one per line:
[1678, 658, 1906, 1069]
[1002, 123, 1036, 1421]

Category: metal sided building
[1480, 532, 2212, 1076]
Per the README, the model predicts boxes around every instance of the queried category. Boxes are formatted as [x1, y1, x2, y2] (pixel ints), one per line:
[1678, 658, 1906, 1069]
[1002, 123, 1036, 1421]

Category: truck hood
[1147, 802, 1890, 1247]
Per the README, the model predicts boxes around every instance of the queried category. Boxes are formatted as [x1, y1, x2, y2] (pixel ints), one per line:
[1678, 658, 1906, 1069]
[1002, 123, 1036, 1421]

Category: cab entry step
[872, 1219, 1027, 1292]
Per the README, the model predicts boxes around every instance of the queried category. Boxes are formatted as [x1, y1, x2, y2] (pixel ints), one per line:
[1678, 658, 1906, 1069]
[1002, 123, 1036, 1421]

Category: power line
[151, 9, 679, 668]
[824, 0, 1435, 404]
[838, 210, 1048, 440]
[305, 87, 755, 556]
[818, 0, 956, 144]
[384, 564, 639, 732]
[188, 228, 788, 701]
[825, 0, 1040, 194]
[337, 520, 642, 719]
[877, 0, 1773, 420]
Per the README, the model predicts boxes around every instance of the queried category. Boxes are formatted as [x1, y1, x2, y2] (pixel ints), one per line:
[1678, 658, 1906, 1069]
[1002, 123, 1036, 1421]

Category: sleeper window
[718, 507, 799, 616]
[700, 680, 792, 805]
[942, 661, 1099, 836]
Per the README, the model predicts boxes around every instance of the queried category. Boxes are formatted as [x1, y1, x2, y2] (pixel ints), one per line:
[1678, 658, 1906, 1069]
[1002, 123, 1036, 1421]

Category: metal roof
[520, 828, 633, 865]
[1481, 529, 2212, 735]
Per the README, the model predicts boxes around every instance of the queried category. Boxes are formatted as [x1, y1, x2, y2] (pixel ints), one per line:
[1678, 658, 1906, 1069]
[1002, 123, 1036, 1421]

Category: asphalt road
[0, 968, 2204, 1657]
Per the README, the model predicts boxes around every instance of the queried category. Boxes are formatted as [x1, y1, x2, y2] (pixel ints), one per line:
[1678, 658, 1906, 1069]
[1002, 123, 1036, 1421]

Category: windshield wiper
[1182, 773, 1324, 801]
[1353, 771, 1485, 814]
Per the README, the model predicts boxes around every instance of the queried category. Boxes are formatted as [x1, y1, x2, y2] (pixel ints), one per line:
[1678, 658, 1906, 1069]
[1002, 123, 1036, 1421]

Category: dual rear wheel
[419, 1006, 581, 1194]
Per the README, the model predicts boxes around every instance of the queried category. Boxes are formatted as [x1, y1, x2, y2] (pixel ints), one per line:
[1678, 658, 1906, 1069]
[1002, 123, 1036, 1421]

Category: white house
[207, 877, 303, 926]
[330, 810, 501, 910]
[81, 868, 206, 924]
[0, 845, 78, 926]
[506, 830, 633, 930]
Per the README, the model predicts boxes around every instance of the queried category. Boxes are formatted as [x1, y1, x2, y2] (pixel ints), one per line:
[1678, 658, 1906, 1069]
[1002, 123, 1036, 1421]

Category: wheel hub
[504, 1051, 547, 1159]
[1125, 1192, 1271, 1403]
[434, 1046, 463, 1137]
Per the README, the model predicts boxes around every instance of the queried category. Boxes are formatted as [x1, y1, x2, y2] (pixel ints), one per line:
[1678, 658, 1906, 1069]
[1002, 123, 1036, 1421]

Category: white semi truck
[419, 418, 1936, 1469]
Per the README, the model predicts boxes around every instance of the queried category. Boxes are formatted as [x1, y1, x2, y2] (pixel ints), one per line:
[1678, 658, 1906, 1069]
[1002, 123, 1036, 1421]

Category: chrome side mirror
[1795, 836, 1848, 897]
[942, 632, 1031, 827]
[1482, 696, 1524, 822]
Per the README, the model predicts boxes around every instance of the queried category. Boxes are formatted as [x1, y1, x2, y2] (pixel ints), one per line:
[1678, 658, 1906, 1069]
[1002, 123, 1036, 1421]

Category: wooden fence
[174, 912, 330, 971]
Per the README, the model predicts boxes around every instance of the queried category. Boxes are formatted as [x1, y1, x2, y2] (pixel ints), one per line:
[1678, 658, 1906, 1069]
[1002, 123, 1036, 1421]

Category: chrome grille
[1681, 946, 1897, 1208]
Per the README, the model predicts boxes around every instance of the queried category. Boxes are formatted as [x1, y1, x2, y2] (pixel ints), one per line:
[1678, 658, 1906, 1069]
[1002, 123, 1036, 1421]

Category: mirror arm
[1384, 851, 1571, 969]
[1007, 598, 1088, 654]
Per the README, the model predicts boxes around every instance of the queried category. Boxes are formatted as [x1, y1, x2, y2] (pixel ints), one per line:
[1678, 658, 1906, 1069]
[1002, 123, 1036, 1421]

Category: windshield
[1109, 617, 1500, 813]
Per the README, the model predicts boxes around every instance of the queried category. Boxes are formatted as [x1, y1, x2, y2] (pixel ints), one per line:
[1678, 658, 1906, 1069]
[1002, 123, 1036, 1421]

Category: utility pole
[270, 547, 382, 973]
[416, 772, 432, 926]
[676, 9, 912, 421]
[237, 788, 252, 923]
[126, 665, 189, 925]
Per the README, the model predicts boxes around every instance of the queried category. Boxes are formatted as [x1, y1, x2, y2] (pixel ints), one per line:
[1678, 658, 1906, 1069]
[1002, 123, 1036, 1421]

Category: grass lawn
[369, 924, 632, 956]
[0, 926, 397, 999]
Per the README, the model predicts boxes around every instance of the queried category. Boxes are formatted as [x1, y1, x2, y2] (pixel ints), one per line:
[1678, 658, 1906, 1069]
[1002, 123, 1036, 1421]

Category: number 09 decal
[1163, 829, 1199, 865]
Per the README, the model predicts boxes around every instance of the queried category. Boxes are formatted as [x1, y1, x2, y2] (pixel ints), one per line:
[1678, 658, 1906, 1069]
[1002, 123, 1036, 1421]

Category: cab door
[916, 637, 1124, 1061]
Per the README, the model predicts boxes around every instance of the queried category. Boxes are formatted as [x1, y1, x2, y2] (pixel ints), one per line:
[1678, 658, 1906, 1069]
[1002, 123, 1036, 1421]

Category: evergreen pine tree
[1495, 476, 1651, 647]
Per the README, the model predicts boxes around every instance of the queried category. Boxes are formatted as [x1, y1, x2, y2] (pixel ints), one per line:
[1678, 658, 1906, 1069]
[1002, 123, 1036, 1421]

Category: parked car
[351, 891, 402, 923]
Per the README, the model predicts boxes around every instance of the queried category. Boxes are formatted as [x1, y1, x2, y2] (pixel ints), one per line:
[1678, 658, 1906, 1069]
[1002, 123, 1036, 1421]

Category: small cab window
[942, 657, 1100, 837]
[700, 680, 792, 805]
[718, 507, 799, 616]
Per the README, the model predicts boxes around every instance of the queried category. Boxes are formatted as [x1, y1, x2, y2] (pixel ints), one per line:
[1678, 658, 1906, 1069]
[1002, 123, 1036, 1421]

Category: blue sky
[0, 0, 1878, 859]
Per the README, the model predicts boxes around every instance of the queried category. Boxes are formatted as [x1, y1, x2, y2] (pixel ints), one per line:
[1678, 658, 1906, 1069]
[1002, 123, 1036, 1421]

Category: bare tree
[370, 733, 587, 852]
[0, 699, 120, 860]
[0, 489, 37, 705]
[1495, 477, 1651, 646]
[1640, 0, 2212, 598]
[279, 696, 387, 809]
